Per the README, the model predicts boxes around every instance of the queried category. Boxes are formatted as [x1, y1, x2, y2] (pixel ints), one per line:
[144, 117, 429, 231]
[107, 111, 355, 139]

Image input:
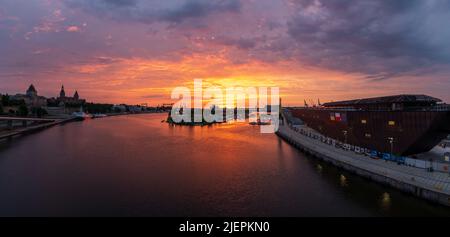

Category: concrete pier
[277, 120, 450, 207]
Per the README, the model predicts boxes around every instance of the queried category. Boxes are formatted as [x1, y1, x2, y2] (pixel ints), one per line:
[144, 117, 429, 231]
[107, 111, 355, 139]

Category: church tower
[59, 85, 66, 98]
[74, 91, 79, 100]
[26, 84, 37, 97]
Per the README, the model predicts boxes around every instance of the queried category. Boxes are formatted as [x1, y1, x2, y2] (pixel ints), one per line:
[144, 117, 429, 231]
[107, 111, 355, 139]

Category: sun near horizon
[1, 0, 450, 106]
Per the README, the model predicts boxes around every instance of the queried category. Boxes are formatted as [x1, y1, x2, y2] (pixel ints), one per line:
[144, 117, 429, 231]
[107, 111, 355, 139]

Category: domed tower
[26, 84, 37, 97]
[74, 90, 79, 100]
[59, 85, 66, 98]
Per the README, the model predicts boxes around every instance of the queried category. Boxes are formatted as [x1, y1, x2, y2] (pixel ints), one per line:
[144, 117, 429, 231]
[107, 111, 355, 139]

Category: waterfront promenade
[277, 118, 450, 206]
[0, 116, 77, 140]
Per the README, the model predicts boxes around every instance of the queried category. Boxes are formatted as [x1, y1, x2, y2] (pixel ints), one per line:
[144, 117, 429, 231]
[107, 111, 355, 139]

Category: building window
[361, 119, 367, 124]
[388, 121, 395, 126]
[365, 133, 371, 138]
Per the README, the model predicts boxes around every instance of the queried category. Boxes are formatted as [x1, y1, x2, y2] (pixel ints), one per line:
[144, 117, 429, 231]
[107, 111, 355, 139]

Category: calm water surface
[0, 113, 449, 216]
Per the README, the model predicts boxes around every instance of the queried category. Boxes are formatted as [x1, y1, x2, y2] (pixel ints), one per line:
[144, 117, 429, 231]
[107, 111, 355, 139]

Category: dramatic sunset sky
[1, 0, 450, 105]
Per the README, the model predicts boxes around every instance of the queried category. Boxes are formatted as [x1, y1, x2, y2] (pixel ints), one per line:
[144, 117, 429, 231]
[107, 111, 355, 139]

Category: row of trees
[1, 94, 26, 116]
[0, 93, 156, 117]
[84, 103, 114, 114]
[0, 94, 45, 117]
[1, 93, 115, 117]
[0, 104, 29, 116]
[0, 95, 2, 114]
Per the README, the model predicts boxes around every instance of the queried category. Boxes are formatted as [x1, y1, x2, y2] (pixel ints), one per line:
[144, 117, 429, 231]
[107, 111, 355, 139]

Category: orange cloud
[57, 53, 373, 106]
[66, 26, 80, 32]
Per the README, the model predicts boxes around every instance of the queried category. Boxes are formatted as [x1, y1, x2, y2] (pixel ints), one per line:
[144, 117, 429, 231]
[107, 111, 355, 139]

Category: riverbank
[0, 111, 167, 141]
[276, 118, 450, 207]
[0, 117, 78, 140]
[104, 111, 168, 117]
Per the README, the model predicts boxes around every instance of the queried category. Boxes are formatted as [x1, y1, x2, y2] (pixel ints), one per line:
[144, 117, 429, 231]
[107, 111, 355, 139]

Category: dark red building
[289, 95, 450, 156]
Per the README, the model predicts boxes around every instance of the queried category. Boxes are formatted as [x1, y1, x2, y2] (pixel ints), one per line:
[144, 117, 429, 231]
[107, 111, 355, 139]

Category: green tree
[84, 103, 113, 114]
[1, 94, 10, 106]
[31, 107, 48, 118]
[17, 105, 28, 116]
[114, 107, 122, 113]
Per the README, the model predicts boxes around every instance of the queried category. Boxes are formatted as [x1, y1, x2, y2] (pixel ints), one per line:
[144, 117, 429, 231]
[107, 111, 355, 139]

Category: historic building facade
[47, 85, 85, 107]
[11, 84, 48, 108]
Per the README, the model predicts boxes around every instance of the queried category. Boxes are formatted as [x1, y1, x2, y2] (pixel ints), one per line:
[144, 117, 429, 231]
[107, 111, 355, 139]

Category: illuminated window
[365, 133, 371, 138]
[361, 119, 367, 124]
[388, 121, 395, 126]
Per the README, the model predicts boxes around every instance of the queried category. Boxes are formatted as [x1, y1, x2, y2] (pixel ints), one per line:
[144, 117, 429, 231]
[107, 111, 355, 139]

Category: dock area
[277, 118, 450, 207]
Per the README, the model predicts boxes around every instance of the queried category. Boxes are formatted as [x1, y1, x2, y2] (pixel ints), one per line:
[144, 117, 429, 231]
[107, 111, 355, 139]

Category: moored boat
[72, 111, 91, 121]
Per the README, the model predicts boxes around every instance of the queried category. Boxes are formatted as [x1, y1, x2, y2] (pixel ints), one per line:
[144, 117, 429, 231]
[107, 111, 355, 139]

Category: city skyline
[1, 0, 450, 105]
[1, 0, 450, 221]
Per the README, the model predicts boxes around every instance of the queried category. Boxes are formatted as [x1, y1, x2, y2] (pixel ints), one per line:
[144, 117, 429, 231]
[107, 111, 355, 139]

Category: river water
[0, 113, 449, 216]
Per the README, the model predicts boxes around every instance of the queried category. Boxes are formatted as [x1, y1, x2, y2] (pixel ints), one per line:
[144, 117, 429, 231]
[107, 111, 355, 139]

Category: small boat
[72, 111, 91, 121]
[249, 112, 272, 125]
[249, 118, 271, 125]
[72, 106, 91, 120]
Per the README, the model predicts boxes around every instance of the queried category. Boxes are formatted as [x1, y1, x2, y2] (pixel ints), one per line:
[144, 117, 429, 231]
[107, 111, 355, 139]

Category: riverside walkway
[0, 117, 77, 140]
[277, 118, 450, 206]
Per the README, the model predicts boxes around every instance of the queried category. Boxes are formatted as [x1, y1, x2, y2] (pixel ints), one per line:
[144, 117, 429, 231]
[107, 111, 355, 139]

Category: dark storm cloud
[286, 0, 450, 79]
[102, 0, 138, 7]
[158, 0, 241, 23]
[64, 0, 241, 24]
